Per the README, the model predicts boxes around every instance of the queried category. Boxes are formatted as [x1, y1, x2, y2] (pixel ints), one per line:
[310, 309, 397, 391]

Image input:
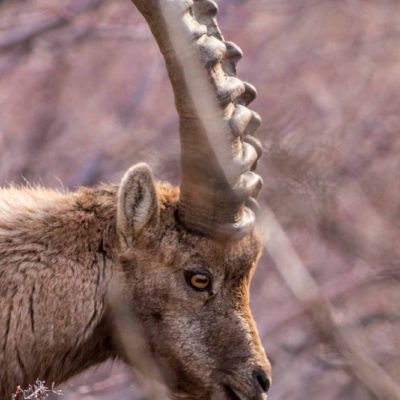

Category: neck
[0, 185, 119, 395]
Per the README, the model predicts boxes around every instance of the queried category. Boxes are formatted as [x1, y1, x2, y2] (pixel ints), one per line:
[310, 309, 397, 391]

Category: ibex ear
[117, 163, 159, 244]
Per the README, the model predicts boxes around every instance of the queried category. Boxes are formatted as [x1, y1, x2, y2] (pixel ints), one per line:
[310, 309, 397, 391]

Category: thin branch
[108, 282, 169, 400]
[85, 24, 150, 41]
[261, 206, 400, 400]
[0, 0, 104, 52]
[262, 264, 378, 337]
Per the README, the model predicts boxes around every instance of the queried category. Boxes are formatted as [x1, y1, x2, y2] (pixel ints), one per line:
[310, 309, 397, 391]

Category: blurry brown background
[1, 0, 400, 399]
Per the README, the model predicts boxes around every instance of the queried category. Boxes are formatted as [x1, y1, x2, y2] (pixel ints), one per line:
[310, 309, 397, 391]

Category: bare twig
[261, 206, 400, 400]
[85, 24, 150, 41]
[72, 373, 132, 395]
[262, 264, 378, 336]
[108, 281, 169, 400]
[0, 0, 104, 52]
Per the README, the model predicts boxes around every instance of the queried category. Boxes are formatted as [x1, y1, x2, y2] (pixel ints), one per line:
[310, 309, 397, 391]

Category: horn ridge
[131, 0, 263, 240]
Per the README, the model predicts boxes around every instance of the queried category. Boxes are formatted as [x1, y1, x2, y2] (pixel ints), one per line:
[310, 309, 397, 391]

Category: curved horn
[131, 0, 263, 240]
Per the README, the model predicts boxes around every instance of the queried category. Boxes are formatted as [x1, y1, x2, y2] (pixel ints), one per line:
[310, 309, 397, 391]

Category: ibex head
[114, 0, 271, 398]
[116, 165, 270, 399]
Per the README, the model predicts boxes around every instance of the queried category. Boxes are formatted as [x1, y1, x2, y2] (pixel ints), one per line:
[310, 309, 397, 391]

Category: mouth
[223, 385, 268, 400]
[224, 385, 242, 400]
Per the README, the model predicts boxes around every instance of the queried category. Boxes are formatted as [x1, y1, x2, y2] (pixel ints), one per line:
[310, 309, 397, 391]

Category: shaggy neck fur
[0, 185, 119, 396]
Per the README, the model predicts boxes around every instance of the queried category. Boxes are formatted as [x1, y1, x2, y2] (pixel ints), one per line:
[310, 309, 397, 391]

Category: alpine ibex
[0, 0, 271, 398]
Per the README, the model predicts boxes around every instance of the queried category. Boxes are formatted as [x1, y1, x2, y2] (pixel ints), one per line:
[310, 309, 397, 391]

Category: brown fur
[0, 165, 271, 399]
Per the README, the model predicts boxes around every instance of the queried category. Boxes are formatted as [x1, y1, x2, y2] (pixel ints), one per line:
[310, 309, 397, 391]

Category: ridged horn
[131, 0, 263, 240]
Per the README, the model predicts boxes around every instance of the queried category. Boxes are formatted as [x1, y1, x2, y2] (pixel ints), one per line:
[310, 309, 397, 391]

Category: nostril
[252, 369, 271, 393]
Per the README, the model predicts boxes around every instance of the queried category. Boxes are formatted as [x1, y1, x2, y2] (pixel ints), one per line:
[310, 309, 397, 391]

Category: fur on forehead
[133, 181, 263, 269]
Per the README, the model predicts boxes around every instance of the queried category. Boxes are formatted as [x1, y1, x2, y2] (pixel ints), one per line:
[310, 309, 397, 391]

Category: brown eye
[184, 271, 212, 292]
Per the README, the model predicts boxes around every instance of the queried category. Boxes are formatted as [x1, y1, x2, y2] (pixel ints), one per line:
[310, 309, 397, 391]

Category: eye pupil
[192, 275, 208, 287]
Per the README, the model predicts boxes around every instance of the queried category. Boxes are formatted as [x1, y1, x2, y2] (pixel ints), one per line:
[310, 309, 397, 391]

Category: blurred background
[1, 0, 400, 399]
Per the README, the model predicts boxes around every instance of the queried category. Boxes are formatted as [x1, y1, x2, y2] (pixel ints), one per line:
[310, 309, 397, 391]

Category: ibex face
[115, 165, 271, 399]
